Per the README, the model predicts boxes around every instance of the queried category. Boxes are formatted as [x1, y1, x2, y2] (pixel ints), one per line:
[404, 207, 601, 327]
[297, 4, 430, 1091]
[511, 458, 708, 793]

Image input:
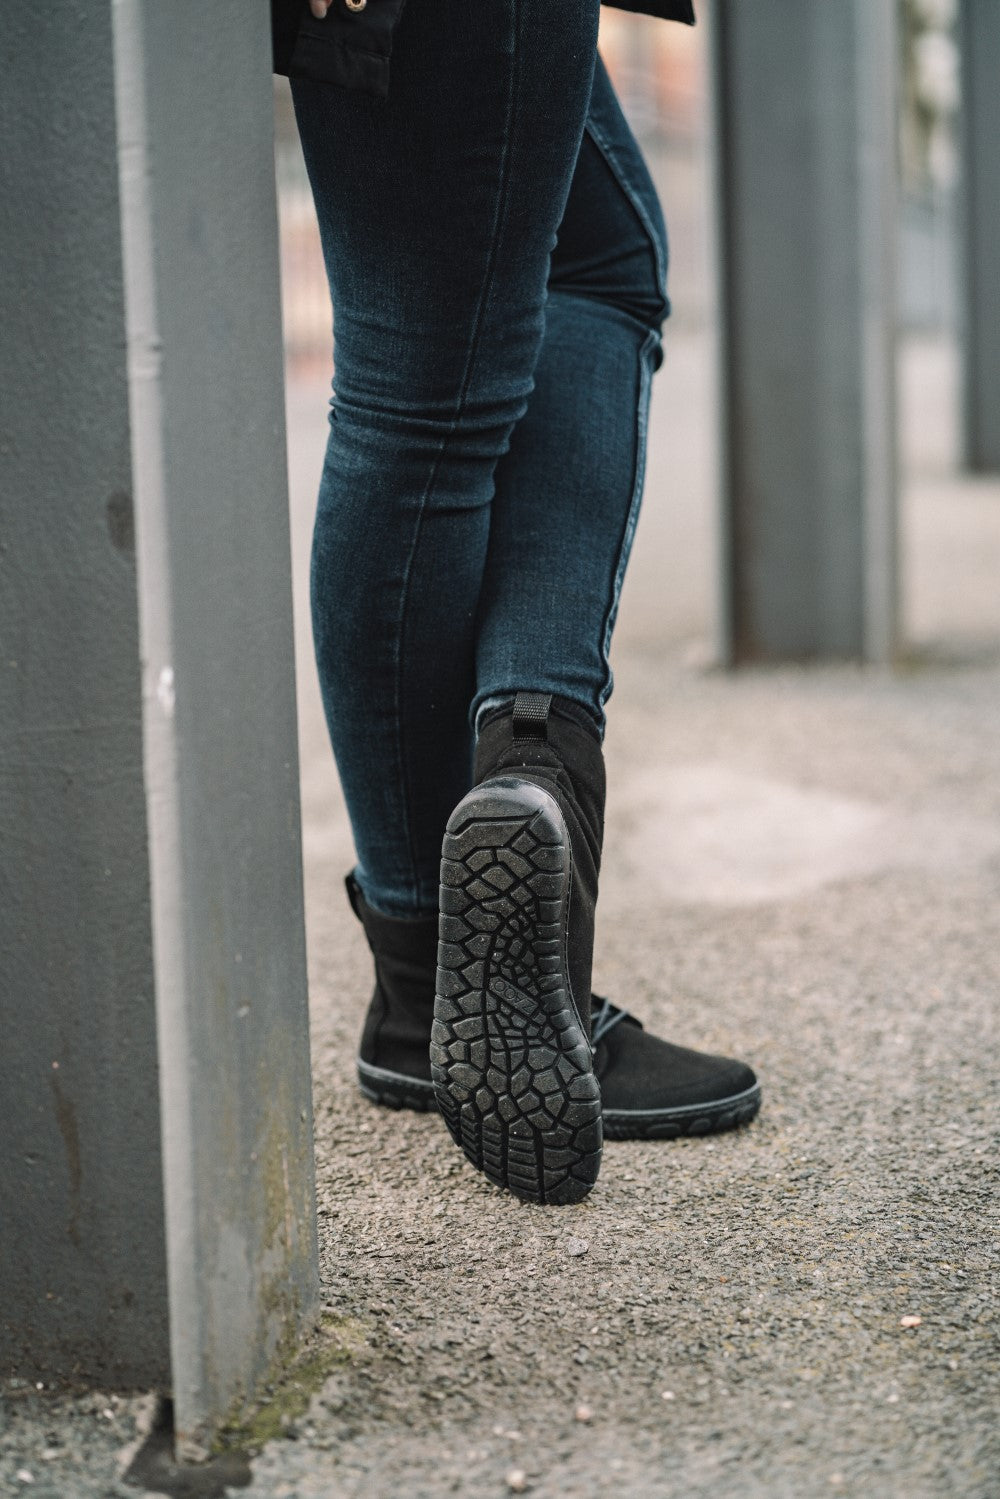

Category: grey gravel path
[258, 650, 1000, 1499]
[2, 334, 997, 1499]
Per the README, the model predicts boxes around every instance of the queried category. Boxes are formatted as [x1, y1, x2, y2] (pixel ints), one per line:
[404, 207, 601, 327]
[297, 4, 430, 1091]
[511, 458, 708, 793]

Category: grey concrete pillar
[0, 0, 318, 1457]
[958, 0, 1000, 473]
[709, 0, 899, 663]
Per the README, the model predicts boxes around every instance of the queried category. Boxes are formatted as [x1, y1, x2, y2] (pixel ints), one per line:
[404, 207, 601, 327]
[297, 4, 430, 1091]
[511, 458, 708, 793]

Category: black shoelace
[590, 994, 629, 1049]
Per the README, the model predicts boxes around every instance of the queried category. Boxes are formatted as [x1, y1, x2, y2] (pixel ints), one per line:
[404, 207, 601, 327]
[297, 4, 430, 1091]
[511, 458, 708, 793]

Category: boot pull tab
[512, 691, 552, 744]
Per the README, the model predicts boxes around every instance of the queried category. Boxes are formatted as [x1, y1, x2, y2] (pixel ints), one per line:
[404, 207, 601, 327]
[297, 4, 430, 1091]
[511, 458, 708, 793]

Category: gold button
[345, 0, 367, 10]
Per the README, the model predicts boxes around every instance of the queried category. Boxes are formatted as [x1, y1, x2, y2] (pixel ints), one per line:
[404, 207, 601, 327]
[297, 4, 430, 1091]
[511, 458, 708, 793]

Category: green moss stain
[214, 1312, 367, 1454]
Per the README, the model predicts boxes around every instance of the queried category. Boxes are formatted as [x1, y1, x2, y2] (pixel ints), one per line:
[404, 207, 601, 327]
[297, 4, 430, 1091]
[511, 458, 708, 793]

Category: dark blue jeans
[292, 0, 669, 916]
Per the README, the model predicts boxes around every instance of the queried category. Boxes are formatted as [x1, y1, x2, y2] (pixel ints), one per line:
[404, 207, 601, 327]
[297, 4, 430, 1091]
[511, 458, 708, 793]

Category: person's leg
[349, 55, 759, 1169]
[430, 61, 683, 1199]
[472, 55, 671, 735]
[292, 0, 601, 918]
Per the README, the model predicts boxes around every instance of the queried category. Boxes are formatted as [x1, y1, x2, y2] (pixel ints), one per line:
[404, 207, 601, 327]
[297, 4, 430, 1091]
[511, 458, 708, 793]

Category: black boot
[351, 700, 762, 1145]
[352, 909, 762, 1136]
[590, 998, 760, 1138]
[347, 873, 439, 1113]
[430, 693, 606, 1205]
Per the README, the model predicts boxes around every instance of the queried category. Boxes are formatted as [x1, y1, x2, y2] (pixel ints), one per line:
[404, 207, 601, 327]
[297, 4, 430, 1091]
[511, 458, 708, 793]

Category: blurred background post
[957, 0, 1000, 472]
[709, 0, 899, 664]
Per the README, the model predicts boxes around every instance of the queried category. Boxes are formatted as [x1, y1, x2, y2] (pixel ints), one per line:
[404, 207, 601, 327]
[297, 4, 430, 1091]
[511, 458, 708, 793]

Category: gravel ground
[2, 340, 998, 1499]
[243, 651, 997, 1499]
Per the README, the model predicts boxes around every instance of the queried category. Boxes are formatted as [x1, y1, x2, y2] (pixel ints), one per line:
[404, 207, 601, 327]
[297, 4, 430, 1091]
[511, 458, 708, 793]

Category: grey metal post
[709, 0, 899, 663]
[958, 0, 1000, 472]
[0, 4, 170, 1389]
[1, 0, 318, 1456]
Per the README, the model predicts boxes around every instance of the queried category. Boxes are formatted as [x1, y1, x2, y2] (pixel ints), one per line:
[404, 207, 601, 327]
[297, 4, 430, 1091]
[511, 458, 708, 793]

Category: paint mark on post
[156, 666, 175, 716]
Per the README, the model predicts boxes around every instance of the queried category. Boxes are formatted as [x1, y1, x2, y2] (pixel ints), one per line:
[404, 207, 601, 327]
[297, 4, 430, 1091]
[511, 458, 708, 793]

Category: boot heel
[431, 777, 602, 1205]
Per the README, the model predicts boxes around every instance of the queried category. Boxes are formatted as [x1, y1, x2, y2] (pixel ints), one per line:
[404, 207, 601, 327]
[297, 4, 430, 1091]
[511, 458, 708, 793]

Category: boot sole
[357, 1059, 438, 1113]
[430, 778, 602, 1205]
[600, 1080, 762, 1139]
[358, 1059, 761, 1139]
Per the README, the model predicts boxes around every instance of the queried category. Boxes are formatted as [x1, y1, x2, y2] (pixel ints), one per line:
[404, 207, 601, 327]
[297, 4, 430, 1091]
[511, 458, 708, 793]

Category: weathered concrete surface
[1, 333, 997, 1497]
[0, 4, 169, 1387]
[1, 0, 317, 1443]
[111, 0, 318, 1450]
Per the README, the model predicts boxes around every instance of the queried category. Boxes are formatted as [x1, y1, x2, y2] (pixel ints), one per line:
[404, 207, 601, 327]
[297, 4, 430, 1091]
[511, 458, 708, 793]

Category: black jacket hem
[272, 0, 695, 98]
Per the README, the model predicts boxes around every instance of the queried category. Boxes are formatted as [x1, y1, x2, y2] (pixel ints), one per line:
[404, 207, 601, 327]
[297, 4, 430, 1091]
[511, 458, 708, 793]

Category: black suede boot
[354, 904, 761, 1137]
[347, 873, 439, 1112]
[590, 998, 760, 1138]
[430, 693, 606, 1205]
[351, 701, 761, 1145]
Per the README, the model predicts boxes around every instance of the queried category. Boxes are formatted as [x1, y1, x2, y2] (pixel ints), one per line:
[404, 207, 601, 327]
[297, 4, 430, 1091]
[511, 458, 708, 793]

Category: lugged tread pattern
[361, 1063, 761, 1140]
[430, 780, 602, 1205]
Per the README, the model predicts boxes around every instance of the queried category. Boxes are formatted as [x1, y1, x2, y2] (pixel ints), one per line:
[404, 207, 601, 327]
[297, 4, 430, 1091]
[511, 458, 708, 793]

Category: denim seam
[583, 115, 669, 318]
[392, 0, 523, 907]
[598, 326, 660, 709]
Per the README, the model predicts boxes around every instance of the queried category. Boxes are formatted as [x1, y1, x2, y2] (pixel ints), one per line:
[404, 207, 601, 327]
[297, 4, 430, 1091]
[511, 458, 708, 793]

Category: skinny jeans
[292, 0, 670, 916]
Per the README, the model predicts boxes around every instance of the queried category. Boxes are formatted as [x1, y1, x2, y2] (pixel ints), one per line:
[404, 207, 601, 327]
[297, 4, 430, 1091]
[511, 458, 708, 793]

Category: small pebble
[900, 1315, 922, 1329]
[507, 1468, 529, 1493]
[566, 1238, 589, 1257]
[574, 1404, 593, 1423]
[660, 1391, 675, 1401]
[15, 1474, 33, 1486]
